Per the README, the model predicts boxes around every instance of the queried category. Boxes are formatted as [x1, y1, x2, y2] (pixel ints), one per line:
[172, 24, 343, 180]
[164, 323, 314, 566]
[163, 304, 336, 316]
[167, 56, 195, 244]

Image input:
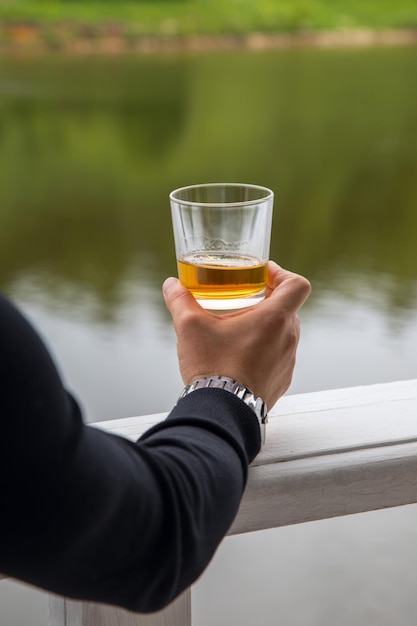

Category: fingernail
[163, 277, 178, 296]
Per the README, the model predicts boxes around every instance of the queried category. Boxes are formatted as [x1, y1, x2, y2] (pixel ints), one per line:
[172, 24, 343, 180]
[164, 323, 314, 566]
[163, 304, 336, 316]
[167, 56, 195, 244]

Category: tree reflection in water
[0, 48, 416, 315]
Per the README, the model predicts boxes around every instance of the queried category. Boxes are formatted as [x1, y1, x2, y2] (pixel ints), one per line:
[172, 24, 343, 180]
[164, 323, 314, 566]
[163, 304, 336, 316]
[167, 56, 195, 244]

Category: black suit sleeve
[0, 293, 261, 613]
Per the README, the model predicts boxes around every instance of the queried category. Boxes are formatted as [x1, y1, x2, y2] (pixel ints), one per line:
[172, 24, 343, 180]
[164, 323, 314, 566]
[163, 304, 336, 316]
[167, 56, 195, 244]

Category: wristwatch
[178, 375, 268, 446]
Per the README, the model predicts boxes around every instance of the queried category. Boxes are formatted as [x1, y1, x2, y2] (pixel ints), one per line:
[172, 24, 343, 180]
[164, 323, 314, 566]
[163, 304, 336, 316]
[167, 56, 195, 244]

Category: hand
[162, 261, 311, 409]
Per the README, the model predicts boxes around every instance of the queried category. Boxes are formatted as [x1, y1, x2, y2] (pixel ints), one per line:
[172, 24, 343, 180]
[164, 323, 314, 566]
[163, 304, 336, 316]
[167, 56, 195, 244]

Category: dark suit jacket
[0, 294, 261, 612]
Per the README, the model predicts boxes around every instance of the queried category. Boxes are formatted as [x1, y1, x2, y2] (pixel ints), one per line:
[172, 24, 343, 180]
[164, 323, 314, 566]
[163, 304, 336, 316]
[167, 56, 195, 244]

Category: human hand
[162, 261, 311, 410]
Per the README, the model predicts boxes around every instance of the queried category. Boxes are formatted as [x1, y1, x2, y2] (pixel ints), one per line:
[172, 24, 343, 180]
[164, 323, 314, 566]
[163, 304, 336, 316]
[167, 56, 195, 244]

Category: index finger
[265, 261, 291, 295]
[265, 261, 311, 313]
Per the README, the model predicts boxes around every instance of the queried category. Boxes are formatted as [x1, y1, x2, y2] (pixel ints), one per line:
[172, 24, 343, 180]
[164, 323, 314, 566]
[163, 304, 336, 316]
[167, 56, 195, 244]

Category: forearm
[0, 293, 260, 612]
[1, 395, 257, 612]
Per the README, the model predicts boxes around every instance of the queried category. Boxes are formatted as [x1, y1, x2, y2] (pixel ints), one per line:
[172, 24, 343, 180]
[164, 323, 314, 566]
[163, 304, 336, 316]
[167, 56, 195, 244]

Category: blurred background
[0, 1, 417, 624]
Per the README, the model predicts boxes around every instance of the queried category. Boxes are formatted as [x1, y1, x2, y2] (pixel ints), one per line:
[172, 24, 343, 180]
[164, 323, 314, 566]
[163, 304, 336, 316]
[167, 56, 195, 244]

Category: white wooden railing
[3, 378, 417, 625]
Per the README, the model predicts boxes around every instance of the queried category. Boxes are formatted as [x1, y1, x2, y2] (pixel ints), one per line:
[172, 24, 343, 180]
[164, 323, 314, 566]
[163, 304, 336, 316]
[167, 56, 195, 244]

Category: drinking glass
[170, 183, 274, 312]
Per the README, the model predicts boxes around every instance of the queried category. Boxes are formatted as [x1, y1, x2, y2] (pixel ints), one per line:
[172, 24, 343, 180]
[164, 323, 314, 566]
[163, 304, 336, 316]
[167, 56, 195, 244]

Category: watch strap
[178, 375, 268, 446]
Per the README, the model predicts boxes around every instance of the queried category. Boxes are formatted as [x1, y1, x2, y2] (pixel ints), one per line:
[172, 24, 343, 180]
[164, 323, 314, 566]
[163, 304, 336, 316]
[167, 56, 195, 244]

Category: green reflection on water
[0, 47, 416, 317]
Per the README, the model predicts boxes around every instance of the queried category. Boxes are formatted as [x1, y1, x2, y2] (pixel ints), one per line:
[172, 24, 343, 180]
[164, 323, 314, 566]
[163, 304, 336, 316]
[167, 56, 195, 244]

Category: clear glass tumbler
[170, 183, 274, 312]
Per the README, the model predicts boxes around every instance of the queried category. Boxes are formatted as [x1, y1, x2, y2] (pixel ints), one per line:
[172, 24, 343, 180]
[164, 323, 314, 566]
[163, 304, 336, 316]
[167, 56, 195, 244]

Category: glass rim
[170, 182, 274, 207]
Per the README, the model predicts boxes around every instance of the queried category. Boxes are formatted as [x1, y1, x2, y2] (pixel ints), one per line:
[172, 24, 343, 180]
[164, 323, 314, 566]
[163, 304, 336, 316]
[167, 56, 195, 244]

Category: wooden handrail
[94, 378, 417, 534]
[3, 379, 417, 625]
[232, 377, 417, 533]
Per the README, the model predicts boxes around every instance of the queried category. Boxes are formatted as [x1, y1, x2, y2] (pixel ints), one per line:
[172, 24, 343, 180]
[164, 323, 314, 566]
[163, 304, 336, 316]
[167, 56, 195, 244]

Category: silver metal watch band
[178, 375, 268, 446]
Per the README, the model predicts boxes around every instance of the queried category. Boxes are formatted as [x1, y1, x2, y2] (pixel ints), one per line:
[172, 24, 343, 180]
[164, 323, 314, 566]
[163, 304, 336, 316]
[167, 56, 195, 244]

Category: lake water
[0, 45, 416, 625]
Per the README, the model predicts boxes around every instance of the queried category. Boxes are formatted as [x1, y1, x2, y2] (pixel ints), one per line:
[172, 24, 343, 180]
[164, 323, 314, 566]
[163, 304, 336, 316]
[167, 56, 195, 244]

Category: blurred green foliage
[0, 46, 416, 313]
[0, 0, 417, 33]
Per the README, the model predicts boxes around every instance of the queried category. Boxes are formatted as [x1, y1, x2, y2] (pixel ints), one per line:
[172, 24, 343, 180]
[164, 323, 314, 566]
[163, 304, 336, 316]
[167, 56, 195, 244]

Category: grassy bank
[1, 0, 417, 36]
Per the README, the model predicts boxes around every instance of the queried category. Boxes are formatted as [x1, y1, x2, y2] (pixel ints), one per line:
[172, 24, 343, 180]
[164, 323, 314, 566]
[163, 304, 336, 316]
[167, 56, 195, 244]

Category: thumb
[162, 277, 200, 319]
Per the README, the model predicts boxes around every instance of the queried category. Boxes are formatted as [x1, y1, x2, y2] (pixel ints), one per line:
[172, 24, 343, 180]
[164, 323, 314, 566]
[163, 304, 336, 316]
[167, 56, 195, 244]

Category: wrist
[178, 375, 268, 446]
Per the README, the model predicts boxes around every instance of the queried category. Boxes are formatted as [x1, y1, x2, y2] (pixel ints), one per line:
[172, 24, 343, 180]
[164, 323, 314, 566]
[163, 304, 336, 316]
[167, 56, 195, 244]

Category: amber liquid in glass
[178, 253, 267, 301]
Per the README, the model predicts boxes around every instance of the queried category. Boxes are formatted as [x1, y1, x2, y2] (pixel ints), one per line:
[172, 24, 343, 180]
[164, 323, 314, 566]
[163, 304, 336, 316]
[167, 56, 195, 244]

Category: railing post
[49, 588, 191, 626]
